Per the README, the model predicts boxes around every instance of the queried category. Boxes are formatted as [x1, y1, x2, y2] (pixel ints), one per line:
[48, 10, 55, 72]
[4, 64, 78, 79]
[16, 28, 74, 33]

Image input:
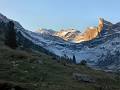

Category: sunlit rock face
[54, 28, 81, 42]
[70, 18, 104, 43]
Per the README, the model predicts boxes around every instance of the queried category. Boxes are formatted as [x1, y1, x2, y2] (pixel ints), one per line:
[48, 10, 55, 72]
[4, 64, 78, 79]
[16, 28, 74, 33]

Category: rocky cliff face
[73, 18, 104, 43]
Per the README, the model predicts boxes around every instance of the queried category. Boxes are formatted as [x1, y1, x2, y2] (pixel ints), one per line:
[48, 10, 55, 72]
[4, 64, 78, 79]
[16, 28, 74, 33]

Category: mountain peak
[36, 28, 55, 35]
[35, 18, 116, 43]
[98, 18, 104, 25]
[35, 18, 105, 43]
[0, 13, 9, 23]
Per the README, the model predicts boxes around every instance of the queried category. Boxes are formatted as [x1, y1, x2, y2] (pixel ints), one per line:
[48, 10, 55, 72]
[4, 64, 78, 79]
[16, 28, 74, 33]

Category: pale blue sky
[0, 0, 120, 32]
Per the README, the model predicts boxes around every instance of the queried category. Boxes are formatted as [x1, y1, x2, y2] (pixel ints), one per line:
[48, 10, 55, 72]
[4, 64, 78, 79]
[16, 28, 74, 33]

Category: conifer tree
[5, 21, 17, 49]
[73, 55, 76, 64]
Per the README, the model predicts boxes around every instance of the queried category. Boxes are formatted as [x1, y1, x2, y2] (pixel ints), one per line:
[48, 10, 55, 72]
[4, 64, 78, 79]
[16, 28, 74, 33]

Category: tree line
[53, 54, 87, 66]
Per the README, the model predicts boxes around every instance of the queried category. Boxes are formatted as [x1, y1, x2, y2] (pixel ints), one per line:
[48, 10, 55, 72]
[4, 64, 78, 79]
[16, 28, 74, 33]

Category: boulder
[73, 73, 95, 83]
[37, 60, 43, 64]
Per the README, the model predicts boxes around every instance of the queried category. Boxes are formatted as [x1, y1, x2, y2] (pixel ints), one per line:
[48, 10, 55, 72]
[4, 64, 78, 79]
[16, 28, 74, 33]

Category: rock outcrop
[73, 73, 95, 83]
[74, 18, 104, 43]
